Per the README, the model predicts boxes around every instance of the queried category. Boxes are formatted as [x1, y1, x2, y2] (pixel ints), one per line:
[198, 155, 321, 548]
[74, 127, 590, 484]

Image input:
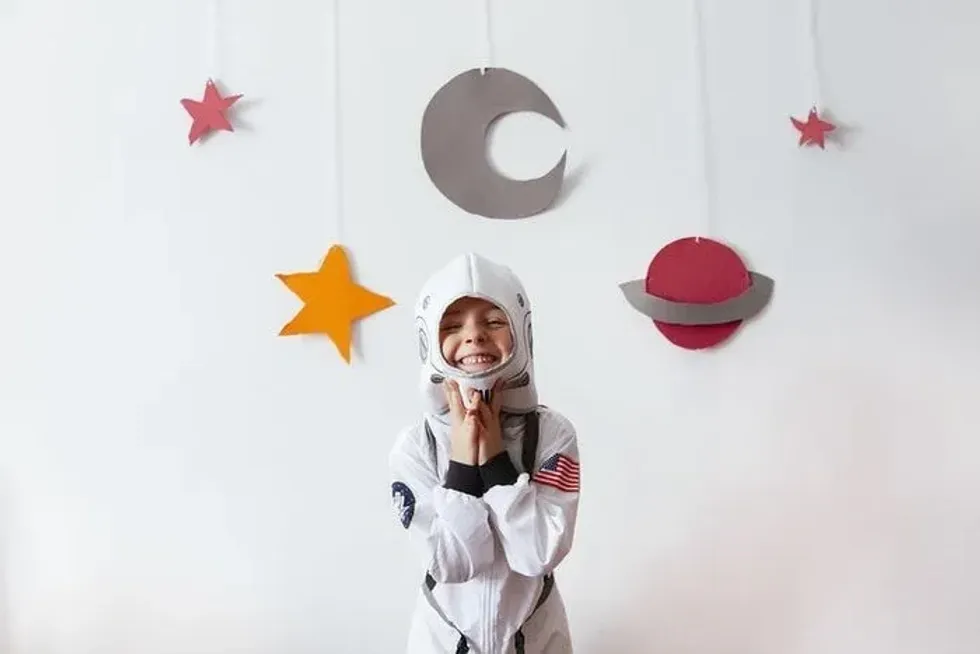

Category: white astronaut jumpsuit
[389, 253, 580, 654]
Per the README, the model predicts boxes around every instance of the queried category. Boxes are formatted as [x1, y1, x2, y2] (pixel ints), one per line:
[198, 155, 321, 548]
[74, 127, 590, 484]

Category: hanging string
[206, 0, 220, 80]
[691, 0, 715, 242]
[331, 0, 346, 244]
[479, 0, 494, 74]
[803, 0, 823, 110]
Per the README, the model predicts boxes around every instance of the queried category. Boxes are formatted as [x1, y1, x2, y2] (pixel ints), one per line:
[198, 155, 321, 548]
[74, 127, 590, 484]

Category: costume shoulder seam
[389, 423, 426, 459]
[536, 406, 576, 437]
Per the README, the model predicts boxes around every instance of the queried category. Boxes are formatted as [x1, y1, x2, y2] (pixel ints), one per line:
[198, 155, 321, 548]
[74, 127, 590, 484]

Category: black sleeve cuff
[480, 451, 520, 490]
[444, 461, 485, 497]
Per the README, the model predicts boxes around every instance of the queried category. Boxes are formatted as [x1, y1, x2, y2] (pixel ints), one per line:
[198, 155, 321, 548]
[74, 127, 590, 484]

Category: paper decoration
[180, 79, 242, 145]
[791, 107, 836, 149]
[277, 245, 395, 363]
[420, 67, 567, 220]
[619, 237, 774, 350]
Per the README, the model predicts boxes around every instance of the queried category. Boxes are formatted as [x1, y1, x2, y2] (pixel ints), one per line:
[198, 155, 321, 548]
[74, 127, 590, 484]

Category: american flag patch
[532, 453, 580, 493]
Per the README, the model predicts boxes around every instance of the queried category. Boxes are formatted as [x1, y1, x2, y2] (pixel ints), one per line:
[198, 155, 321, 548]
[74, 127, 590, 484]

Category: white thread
[691, 0, 715, 242]
[804, 0, 823, 109]
[479, 0, 493, 74]
[206, 0, 219, 79]
[332, 0, 345, 243]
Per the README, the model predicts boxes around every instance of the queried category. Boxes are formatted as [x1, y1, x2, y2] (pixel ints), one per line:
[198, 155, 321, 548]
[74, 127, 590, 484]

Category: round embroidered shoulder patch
[391, 481, 416, 529]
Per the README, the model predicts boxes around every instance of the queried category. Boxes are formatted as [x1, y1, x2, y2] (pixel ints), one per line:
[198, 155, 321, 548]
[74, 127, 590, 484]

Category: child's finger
[491, 379, 504, 414]
[466, 402, 488, 429]
[476, 400, 492, 425]
[469, 412, 487, 436]
[463, 411, 483, 437]
[445, 381, 464, 415]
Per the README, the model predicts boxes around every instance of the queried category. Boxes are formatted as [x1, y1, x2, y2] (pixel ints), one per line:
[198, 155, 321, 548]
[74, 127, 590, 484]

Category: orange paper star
[277, 245, 395, 363]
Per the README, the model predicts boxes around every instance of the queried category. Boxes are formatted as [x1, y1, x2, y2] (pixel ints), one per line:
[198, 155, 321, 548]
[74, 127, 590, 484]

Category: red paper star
[180, 79, 242, 145]
[791, 107, 836, 149]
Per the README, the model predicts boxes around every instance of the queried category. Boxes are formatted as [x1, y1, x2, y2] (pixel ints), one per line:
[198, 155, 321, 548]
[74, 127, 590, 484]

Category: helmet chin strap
[456, 381, 494, 408]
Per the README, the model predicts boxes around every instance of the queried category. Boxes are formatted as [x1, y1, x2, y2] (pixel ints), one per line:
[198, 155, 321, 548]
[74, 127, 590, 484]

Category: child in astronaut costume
[389, 253, 581, 654]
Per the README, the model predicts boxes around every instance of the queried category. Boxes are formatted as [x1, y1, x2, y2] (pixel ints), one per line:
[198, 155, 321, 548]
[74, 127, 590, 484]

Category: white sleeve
[480, 414, 580, 578]
[389, 430, 496, 584]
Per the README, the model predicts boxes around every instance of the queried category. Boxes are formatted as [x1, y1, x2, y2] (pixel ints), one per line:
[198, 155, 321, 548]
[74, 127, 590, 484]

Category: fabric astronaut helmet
[415, 253, 538, 417]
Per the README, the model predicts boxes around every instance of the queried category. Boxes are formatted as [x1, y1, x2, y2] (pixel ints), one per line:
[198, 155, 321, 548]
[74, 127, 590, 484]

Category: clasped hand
[444, 379, 504, 466]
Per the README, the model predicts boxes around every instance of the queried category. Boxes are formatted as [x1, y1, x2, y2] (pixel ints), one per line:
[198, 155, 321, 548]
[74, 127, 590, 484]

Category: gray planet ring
[619, 272, 775, 326]
[420, 67, 567, 219]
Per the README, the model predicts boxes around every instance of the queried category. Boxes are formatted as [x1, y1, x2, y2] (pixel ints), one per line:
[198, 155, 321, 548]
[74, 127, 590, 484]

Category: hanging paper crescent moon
[420, 67, 567, 219]
[619, 237, 775, 350]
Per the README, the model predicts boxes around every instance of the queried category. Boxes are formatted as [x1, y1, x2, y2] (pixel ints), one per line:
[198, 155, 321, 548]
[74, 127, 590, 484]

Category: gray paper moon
[420, 68, 567, 219]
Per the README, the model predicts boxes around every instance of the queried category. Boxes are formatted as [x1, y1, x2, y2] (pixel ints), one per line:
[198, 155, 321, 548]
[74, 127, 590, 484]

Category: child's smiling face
[439, 296, 514, 373]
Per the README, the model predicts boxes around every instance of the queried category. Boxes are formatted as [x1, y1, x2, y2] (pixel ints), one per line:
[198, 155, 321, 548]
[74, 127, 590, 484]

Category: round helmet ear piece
[417, 327, 429, 363]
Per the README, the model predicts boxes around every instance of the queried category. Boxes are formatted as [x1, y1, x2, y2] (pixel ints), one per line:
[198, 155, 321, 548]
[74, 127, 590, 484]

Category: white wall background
[2, 0, 979, 652]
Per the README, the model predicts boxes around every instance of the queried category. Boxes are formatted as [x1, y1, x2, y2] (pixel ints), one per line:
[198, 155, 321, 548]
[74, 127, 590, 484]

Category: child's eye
[440, 323, 462, 332]
[487, 319, 507, 328]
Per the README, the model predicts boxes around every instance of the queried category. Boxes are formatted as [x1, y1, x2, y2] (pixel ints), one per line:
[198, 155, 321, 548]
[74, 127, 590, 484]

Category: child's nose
[464, 325, 487, 343]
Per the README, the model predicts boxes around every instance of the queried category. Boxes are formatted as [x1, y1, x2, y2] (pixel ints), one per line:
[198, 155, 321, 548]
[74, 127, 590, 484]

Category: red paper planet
[619, 237, 774, 349]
